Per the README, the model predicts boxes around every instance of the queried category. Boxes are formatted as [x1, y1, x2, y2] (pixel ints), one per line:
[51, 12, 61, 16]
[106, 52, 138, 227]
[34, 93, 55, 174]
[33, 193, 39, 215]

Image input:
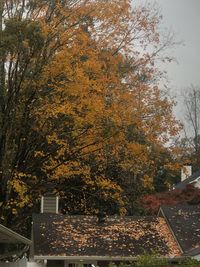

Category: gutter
[34, 254, 183, 262]
[34, 255, 137, 261]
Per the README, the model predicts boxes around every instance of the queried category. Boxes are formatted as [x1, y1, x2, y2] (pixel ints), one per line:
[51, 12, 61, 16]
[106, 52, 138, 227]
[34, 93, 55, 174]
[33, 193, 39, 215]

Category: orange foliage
[0, 0, 181, 220]
[141, 185, 200, 215]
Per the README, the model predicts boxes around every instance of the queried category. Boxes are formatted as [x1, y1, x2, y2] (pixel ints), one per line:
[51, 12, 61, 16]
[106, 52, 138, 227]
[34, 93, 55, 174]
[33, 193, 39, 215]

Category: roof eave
[34, 255, 137, 261]
[34, 254, 182, 261]
[158, 208, 183, 254]
[0, 224, 32, 245]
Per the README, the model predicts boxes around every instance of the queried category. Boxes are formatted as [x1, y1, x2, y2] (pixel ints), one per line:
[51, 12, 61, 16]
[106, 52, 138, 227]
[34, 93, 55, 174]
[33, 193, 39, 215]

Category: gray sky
[132, 0, 200, 121]
[155, 0, 200, 89]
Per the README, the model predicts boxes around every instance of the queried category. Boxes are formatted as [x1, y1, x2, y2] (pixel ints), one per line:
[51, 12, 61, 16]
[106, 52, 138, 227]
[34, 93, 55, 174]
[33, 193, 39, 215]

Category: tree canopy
[0, 0, 181, 231]
[141, 185, 200, 215]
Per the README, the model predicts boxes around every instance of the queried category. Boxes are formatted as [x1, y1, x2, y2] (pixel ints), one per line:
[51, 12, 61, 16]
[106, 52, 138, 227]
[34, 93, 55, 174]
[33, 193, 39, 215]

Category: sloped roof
[0, 224, 32, 261]
[160, 205, 200, 255]
[32, 213, 180, 260]
[175, 170, 200, 189]
[183, 247, 200, 257]
[0, 224, 31, 245]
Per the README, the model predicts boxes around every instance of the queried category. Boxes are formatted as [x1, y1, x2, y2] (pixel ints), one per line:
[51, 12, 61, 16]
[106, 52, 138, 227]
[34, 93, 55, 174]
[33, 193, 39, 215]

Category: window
[65, 262, 97, 267]
[68, 264, 79, 267]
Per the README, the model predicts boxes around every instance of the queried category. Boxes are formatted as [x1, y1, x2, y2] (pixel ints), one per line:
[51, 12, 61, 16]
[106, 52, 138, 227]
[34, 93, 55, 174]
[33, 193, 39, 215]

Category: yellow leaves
[0, 0, 183, 221]
[96, 177, 120, 190]
[6, 173, 32, 213]
[9, 179, 27, 195]
[126, 80, 180, 145]
[120, 143, 149, 172]
[48, 160, 91, 181]
[12, 208, 17, 215]
[47, 132, 58, 145]
[142, 175, 153, 189]
[127, 143, 146, 156]
[34, 150, 45, 158]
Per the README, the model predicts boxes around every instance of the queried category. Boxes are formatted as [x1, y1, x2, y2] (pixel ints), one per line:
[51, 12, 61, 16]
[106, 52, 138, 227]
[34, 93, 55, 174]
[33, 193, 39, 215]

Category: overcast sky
[132, 0, 200, 121]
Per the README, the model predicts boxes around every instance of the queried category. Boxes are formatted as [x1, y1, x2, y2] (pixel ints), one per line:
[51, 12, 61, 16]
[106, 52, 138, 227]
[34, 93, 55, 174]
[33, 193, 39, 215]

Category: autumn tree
[0, 0, 180, 229]
[141, 184, 200, 215]
[179, 85, 200, 170]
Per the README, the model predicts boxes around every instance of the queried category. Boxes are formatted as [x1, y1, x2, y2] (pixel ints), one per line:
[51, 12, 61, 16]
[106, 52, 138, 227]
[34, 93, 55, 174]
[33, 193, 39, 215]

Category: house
[0, 223, 32, 267]
[31, 213, 182, 267]
[27, 196, 200, 267]
[174, 167, 200, 190]
[29, 196, 183, 267]
[158, 204, 200, 260]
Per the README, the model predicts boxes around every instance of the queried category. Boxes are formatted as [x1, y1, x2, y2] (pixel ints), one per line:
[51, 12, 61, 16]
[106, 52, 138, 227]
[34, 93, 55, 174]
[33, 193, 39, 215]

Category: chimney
[41, 195, 59, 214]
[181, 166, 192, 182]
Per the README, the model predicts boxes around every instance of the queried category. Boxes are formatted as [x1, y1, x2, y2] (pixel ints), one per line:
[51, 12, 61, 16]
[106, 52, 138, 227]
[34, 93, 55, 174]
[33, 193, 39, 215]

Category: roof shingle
[33, 214, 180, 258]
[160, 205, 200, 255]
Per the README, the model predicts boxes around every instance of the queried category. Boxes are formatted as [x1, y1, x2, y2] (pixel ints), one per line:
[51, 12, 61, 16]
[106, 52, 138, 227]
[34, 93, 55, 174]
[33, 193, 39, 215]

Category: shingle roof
[184, 247, 200, 257]
[160, 205, 200, 255]
[32, 214, 180, 259]
[175, 170, 200, 189]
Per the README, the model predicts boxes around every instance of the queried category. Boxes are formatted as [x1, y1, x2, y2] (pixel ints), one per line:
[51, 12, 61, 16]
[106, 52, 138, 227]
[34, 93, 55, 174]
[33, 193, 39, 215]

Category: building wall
[195, 179, 200, 189]
[97, 261, 109, 267]
[97, 261, 128, 267]
[28, 261, 45, 267]
[47, 260, 64, 267]
[193, 254, 200, 261]
[0, 257, 27, 267]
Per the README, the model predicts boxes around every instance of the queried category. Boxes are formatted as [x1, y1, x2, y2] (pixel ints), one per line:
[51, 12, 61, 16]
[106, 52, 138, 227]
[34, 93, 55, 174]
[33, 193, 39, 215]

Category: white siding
[195, 178, 200, 188]
[27, 262, 45, 267]
[193, 254, 200, 261]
